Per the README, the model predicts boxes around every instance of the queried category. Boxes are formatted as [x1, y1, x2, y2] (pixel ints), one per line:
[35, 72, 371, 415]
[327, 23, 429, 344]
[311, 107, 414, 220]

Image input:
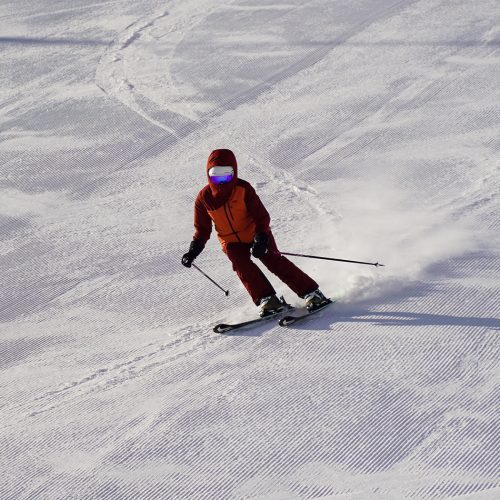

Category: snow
[1, 0, 499, 498]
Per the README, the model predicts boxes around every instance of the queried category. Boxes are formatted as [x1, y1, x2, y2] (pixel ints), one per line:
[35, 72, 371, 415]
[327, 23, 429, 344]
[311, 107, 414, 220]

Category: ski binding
[279, 299, 334, 327]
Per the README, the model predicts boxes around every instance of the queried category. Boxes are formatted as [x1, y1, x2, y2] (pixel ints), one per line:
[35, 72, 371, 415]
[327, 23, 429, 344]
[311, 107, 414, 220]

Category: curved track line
[2, 323, 214, 424]
[88, 0, 417, 194]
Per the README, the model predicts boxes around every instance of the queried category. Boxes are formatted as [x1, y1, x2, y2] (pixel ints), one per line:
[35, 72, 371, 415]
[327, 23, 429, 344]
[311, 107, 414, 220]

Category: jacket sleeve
[193, 193, 212, 246]
[245, 183, 271, 235]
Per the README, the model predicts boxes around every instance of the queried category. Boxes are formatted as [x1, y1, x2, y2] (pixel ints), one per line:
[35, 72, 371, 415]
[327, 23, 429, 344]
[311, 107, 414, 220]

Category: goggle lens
[210, 173, 234, 185]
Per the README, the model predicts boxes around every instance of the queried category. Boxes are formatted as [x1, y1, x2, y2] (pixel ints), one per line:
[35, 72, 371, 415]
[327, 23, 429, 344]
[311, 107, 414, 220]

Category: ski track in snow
[92, 0, 417, 190]
[1, 0, 499, 498]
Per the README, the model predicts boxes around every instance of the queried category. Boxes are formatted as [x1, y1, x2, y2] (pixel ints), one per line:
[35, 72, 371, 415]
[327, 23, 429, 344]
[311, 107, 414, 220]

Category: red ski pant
[224, 234, 318, 305]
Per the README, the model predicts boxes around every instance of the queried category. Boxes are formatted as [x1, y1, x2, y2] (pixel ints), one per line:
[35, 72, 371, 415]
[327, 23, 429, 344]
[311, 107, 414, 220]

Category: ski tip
[279, 316, 296, 327]
[214, 324, 231, 334]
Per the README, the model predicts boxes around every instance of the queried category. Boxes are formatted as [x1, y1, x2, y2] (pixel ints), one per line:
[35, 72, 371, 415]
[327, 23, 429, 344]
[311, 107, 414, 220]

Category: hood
[206, 149, 238, 207]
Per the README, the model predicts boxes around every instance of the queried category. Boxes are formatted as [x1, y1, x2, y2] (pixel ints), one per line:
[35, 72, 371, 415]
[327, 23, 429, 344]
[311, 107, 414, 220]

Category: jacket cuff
[190, 240, 205, 257]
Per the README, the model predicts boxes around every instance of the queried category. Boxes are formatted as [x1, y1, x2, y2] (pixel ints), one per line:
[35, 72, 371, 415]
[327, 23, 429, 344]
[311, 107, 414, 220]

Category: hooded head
[206, 149, 238, 206]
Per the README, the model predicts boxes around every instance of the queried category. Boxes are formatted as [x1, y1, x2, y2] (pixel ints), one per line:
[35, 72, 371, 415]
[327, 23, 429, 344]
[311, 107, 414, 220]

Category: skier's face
[206, 149, 238, 203]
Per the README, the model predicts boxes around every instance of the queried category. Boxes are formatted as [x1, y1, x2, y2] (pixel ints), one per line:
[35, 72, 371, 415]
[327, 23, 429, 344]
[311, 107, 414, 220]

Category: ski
[279, 299, 334, 327]
[214, 298, 293, 334]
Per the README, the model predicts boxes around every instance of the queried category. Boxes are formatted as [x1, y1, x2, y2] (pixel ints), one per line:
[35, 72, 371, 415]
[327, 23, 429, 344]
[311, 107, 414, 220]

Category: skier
[181, 149, 328, 316]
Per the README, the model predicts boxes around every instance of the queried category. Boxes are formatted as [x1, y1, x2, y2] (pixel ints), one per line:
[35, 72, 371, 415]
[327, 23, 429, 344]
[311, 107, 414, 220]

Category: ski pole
[279, 251, 385, 267]
[192, 263, 230, 296]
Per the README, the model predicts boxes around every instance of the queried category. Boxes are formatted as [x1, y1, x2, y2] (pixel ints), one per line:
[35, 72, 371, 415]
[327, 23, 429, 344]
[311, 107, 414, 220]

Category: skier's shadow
[297, 305, 500, 331]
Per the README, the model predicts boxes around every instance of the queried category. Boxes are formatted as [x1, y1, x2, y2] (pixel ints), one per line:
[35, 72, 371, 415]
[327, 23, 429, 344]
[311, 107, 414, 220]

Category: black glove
[181, 241, 204, 268]
[251, 232, 269, 259]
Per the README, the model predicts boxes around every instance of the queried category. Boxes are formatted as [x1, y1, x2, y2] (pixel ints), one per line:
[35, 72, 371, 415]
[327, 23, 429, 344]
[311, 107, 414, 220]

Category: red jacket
[193, 149, 270, 251]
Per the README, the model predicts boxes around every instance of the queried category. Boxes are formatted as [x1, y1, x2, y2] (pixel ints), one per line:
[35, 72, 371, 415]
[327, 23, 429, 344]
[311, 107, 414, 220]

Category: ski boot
[259, 294, 285, 317]
[303, 289, 329, 311]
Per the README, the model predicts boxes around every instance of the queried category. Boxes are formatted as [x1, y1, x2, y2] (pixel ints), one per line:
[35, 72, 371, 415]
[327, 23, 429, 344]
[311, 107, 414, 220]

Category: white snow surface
[1, 0, 499, 498]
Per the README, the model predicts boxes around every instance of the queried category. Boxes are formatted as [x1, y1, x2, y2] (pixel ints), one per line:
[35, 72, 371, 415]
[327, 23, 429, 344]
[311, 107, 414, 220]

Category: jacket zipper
[224, 203, 242, 243]
[227, 202, 235, 221]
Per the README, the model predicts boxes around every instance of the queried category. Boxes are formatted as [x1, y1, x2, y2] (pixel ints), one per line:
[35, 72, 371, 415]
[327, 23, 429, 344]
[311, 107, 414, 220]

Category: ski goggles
[208, 166, 234, 185]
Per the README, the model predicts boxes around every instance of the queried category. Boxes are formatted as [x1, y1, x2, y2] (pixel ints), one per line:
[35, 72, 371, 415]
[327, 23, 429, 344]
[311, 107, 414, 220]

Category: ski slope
[1, 0, 499, 498]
